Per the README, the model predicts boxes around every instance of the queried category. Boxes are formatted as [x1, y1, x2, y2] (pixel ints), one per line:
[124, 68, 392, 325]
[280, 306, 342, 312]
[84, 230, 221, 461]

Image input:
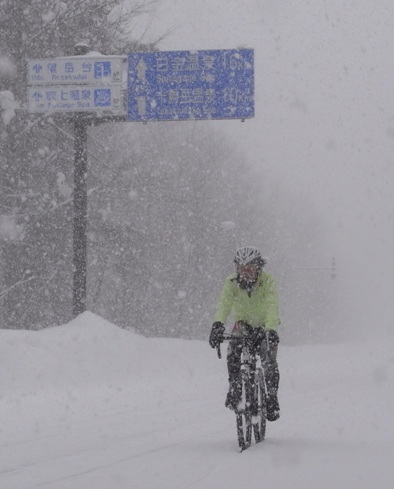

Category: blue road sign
[127, 49, 254, 121]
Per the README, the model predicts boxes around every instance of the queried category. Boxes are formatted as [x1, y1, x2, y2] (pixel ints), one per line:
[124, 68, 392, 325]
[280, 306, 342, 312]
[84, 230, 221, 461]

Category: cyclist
[209, 246, 281, 421]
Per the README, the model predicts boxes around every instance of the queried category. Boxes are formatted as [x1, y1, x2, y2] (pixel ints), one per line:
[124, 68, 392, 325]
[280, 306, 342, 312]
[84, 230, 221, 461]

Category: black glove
[209, 322, 225, 348]
[266, 329, 280, 347]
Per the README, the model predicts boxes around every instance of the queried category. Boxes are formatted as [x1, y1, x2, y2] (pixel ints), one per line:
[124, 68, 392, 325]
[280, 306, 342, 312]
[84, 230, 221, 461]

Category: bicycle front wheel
[252, 368, 266, 443]
[236, 377, 252, 451]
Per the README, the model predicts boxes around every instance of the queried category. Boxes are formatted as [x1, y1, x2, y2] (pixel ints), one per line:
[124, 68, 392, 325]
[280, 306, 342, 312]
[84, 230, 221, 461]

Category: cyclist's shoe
[266, 394, 280, 421]
[225, 390, 241, 411]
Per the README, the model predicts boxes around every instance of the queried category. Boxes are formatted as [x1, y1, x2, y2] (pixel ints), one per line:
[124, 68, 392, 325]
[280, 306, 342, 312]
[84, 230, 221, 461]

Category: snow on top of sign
[54, 52, 126, 60]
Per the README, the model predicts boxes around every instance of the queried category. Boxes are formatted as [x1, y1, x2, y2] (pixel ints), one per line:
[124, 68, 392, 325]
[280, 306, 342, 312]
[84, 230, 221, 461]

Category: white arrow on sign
[137, 96, 146, 116]
[136, 59, 147, 82]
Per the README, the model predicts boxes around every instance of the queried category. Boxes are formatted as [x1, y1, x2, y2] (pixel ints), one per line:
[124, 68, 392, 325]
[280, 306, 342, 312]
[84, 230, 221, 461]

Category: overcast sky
[130, 0, 394, 335]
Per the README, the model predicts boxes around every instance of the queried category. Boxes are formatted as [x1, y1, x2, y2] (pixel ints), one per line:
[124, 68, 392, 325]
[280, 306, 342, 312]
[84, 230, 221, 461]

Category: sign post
[27, 48, 126, 317]
[73, 112, 88, 316]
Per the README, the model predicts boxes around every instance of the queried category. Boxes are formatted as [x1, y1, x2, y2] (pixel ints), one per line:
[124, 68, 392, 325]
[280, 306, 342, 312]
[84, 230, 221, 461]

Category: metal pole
[73, 113, 88, 316]
[72, 43, 90, 317]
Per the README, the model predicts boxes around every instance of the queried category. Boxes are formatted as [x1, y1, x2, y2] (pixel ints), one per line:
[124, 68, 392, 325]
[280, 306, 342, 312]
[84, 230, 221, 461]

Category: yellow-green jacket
[213, 271, 280, 330]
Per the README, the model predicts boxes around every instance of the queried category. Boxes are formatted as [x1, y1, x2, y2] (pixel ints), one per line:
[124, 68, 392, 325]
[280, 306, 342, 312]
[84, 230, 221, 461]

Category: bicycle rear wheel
[236, 377, 252, 451]
[252, 369, 266, 443]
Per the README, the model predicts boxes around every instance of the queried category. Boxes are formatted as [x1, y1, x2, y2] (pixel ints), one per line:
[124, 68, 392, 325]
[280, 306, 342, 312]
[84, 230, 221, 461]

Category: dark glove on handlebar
[267, 329, 280, 347]
[209, 322, 225, 349]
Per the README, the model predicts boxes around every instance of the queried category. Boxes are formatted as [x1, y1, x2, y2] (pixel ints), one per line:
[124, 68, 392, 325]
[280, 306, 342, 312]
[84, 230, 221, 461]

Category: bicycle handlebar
[216, 344, 222, 359]
[216, 331, 266, 359]
[216, 333, 232, 359]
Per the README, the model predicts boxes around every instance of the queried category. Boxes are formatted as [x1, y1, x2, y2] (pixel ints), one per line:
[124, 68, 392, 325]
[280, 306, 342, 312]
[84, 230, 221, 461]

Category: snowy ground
[1, 312, 394, 489]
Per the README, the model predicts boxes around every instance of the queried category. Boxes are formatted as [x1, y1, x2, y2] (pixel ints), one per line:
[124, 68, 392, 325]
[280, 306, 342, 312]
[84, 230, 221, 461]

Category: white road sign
[27, 56, 125, 86]
[27, 85, 124, 114]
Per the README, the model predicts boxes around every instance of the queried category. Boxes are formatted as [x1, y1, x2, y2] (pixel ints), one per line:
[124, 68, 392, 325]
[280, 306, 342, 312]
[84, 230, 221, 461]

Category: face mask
[237, 263, 259, 284]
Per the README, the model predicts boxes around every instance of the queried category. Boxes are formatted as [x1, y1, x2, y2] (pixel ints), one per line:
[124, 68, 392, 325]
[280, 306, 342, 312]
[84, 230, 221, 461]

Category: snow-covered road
[1, 313, 393, 489]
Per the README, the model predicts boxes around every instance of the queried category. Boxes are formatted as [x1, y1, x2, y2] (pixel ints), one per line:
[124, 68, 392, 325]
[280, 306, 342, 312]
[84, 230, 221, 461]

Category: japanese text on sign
[28, 86, 123, 113]
[128, 49, 254, 121]
[27, 57, 124, 85]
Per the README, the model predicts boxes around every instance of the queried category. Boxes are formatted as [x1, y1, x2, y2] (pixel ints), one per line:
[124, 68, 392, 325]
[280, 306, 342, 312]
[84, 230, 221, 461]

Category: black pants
[227, 332, 280, 397]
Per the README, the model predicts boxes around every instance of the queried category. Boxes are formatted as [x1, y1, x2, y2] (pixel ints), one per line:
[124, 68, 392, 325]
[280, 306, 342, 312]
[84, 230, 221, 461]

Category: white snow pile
[0, 215, 23, 240]
[0, 90, 18, 125]
[1, 311, 394, 489]
[0, 55, 18, 124]
[0, 55, 16, 77]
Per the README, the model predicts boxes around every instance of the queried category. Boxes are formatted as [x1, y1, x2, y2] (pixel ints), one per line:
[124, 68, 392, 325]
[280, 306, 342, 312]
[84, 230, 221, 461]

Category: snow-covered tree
[0, 0, 157, 328]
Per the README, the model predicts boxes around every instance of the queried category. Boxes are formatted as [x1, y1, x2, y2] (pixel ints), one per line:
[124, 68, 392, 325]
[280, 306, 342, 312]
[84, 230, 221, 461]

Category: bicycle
[217, 328, 268, 452]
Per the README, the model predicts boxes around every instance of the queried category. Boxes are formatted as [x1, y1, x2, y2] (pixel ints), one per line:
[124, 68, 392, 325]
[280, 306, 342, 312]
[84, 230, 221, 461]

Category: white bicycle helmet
[234, 246, 264, 266]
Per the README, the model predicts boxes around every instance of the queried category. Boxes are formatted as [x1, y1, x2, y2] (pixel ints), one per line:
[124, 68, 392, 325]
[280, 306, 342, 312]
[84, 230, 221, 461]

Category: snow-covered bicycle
[217, 329, 267, 452]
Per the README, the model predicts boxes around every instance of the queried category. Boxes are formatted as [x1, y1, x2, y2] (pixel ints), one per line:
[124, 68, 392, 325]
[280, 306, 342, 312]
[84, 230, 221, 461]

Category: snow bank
[0, 312, 219, 439]
[1, 311, 214, 394]
[1, 312, 394, 489]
